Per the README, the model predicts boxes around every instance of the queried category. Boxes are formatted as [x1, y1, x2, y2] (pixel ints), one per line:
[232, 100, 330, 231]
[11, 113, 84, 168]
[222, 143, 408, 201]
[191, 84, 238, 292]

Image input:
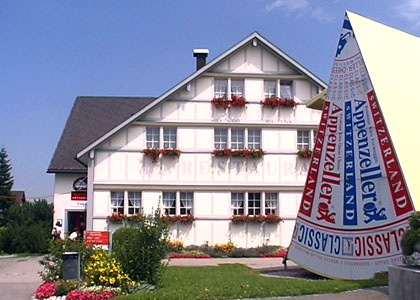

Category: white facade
[53, 33, 326, 247]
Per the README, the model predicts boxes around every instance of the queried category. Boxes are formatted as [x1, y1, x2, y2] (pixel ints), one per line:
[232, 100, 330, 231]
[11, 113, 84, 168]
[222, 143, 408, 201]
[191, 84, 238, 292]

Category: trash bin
[62, 252, 80, 281]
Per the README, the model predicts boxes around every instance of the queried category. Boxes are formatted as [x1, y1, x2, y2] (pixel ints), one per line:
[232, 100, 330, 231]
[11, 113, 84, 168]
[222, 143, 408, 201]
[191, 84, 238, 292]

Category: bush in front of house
[401, 212, 420, 258]
[112, 207, 169, 285]
[0, 200, 53, 253]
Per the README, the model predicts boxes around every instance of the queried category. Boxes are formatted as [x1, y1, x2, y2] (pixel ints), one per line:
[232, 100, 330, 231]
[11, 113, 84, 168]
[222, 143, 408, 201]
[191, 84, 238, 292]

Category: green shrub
[55, 279, 79, 296]
[401, 212, 420, 257]
[0, 200, 53, 253]
[112, 208, 169, 285]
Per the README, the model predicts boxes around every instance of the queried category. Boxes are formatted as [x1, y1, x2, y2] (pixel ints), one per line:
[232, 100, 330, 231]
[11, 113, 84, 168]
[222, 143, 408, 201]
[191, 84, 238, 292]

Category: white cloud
[265, 0, 309, 13]
[265, 0, 334, 23]
[397, 0, 420, 28]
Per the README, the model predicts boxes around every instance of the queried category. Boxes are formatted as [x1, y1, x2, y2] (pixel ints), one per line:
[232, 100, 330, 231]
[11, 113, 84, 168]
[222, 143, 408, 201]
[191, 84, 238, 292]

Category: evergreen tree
[0, 147, 14, 213]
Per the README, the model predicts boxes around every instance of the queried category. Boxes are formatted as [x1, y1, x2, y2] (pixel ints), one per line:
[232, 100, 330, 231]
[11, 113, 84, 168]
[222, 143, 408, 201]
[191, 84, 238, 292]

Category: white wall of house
[85, 43, 323, 248]
[53, 173, 87, 237]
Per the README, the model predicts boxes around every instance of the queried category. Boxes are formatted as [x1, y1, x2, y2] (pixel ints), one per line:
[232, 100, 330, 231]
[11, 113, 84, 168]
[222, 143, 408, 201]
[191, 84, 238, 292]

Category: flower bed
[36, 283, 57, 300]
[260, 98, 297, 108]
[169, 253, 211, 259]
[297, 148, 312, 158]
[259, 250, 287, 258]
[212, 148, 265, 159]
[160, 214, 196, 224]
[231, 214, 282, 224]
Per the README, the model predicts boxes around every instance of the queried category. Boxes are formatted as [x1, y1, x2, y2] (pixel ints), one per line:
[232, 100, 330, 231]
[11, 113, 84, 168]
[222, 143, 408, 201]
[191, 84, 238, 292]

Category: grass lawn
[116, 264, 387, 300]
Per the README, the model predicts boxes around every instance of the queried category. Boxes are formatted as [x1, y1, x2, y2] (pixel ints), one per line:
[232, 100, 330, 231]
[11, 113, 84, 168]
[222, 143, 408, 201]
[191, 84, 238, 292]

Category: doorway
[67, 211, 86, 238]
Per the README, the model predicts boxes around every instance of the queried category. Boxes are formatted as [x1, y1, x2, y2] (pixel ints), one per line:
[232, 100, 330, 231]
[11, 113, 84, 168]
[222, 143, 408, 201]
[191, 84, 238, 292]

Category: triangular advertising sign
[287, 12, 416, 280]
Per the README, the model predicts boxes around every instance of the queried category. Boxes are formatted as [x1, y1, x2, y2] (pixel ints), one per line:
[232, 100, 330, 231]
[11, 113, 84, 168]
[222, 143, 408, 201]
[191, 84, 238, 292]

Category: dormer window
[214, 79, 228, 99]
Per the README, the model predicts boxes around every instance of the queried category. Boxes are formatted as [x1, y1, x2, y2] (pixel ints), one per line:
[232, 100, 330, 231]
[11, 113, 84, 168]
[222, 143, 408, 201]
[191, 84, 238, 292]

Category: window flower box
[212, 148, 232, 157]
[260, 98, 297, 108]
[142, 148, 161, 163]
[161, 148, 181, 159]
[211, 98, 230, 109]
[107, 213, 145, 223]
[230, 96, 248, 108]
[297, 148, 312, 158]
[160, 214, 196, 224]
[231, 214, 282, 224]
[213, 149, 266, 159]
[231, 149, 266, 159]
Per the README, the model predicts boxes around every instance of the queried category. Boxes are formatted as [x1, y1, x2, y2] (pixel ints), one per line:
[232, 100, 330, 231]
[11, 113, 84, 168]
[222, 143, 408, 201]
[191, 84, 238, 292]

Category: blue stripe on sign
[343, 19, 353, 31]
[344, 101, 357, 225]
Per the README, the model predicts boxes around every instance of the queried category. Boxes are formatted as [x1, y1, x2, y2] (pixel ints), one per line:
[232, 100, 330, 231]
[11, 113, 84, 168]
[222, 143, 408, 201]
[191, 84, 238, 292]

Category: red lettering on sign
[85, 231, 109, 246]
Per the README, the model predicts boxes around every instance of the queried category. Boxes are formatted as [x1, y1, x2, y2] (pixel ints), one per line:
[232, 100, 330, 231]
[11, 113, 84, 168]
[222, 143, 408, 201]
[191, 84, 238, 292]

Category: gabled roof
[346, 11, 420, 208]
[48, 96, 156, 173]
[76, 32, 327, 160]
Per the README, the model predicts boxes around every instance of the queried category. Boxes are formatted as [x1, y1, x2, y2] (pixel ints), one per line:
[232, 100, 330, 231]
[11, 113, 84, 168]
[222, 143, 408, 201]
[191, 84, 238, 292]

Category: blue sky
[1, 0, 419, 200]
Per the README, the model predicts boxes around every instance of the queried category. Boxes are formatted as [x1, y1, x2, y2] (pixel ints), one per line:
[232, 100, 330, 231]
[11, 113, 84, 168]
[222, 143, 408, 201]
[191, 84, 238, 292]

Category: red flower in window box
[161, 148, 181, 159]
[264, 214, 282, 224]
[107, 213, 123, 222]
[297, 148, 312, 158]
[231, 215, 251, 224]
[142, 148, 161, 163]
[260, 98, 297, 108]
[229, 96, 248, 108]
[231, 149, 266, 159]
[107, 213, 145, 223]
[212, 148, 232, 157]
[161, 215, 196, 224]
[211, 98, 230, 109]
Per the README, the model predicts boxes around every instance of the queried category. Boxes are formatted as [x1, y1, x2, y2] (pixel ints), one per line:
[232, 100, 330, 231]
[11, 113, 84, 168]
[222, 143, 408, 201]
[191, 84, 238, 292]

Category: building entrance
[67, 211, 86, 238]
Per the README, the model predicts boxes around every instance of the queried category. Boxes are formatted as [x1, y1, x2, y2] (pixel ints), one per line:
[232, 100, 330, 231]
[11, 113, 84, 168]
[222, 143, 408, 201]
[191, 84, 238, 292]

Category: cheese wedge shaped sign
[287, 12, 416, 280]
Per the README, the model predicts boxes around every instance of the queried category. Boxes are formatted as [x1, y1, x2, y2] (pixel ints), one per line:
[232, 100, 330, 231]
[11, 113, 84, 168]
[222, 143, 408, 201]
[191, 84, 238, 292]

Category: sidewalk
[168, 257, 389, 300]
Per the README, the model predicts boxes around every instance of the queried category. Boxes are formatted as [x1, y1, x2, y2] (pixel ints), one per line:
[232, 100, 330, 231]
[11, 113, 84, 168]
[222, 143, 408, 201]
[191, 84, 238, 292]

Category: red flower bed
[35, 283, 56, 300]
[259, 250, 287, 258]
[66, 290, 116, 300]
[211, 98, 230, 109]
[260, 98, 297, 108]
[169, 253, 211, 259]
[230, 96, 248, 108]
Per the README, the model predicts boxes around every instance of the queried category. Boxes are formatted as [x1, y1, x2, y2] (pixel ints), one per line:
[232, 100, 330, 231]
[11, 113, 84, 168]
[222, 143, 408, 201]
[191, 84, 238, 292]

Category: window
[180, 192, 193, 215]
[163, 128, 176, 148]
[214, 129, 228, 149]
[248, 193, 261, 215]
[248, 129, 261, 149]
[312, 130, 317, 148]
[110, 192, 124, 214]
[214, 79, 228, 98]
[146, 127, 160, 148]
[231, 80, 244, 97]
[231, 193, 244, 215]
[265, 193, 278, 215]
[163, 192, 176, 215]
[128, 192, 141, 215]
[264, 81, 276, 98]
[297, 130, 310, 150]
[231, 129, 244, 149]
[280, 82, 292, 99]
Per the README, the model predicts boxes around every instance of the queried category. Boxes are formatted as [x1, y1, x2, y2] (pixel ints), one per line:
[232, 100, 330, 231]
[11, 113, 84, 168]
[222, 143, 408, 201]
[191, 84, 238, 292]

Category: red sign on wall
[71, 191, 87, 201]
[85, 231, 109, 246]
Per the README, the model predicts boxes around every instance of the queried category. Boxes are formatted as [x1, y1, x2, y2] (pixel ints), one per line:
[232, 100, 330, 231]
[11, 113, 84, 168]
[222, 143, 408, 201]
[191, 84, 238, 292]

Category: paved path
[0, 256, 42, 300]
[168, 257, 389, 300]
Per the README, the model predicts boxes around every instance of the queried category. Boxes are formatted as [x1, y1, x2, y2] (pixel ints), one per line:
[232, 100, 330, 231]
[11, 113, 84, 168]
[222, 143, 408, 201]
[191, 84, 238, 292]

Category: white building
[48, 32, 326, 247]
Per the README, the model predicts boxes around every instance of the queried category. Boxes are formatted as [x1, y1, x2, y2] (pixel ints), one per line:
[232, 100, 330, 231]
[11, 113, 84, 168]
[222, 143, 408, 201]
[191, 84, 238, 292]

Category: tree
[0, 147, 13, 197]
[0, 147, 14, 220]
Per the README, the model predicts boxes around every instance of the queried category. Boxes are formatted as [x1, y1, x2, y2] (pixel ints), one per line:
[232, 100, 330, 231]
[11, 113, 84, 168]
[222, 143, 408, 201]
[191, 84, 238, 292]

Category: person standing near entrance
[69, 227, 79, 240]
